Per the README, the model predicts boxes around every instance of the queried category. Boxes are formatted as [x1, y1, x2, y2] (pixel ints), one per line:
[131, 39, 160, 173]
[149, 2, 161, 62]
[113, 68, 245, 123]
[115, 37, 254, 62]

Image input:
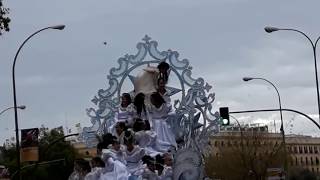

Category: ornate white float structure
[81, 35, 220, 179]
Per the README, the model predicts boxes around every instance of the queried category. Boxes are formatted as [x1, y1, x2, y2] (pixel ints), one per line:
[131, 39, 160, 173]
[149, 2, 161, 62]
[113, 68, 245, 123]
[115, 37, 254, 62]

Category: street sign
[20, 128, 39, 162]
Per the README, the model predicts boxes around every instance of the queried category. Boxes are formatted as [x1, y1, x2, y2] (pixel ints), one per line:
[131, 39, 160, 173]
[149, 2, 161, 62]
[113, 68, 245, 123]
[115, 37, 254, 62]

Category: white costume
[149, 104, 177, 152]
[100, 150, 130, 180]
[109, 145, 127, 165]
[134, 130, 160, 157]
[109, 105, 134, 134]
[115, 104, 134, 125]
[84, 167, 103, 180]
[124, 146, 145, 176]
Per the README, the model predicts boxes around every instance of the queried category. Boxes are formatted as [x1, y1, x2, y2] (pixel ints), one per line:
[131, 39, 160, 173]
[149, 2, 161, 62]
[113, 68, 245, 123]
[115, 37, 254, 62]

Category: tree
[0, 126, 80, 180]
[0, 0, 10, 35]
[205, 131, 288, 180]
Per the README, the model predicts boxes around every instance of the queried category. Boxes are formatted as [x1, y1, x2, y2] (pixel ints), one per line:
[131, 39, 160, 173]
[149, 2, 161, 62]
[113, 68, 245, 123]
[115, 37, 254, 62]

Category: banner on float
[20, 128, 39, 162]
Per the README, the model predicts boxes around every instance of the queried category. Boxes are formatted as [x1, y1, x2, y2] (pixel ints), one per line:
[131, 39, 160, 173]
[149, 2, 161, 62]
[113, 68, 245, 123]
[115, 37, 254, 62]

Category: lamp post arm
[12, 26, 52, 73]
[230, 108, 320, 130]
[0, 107, 13, 116]
[253, 78, 283, 127]
[280, 28, 315, 48]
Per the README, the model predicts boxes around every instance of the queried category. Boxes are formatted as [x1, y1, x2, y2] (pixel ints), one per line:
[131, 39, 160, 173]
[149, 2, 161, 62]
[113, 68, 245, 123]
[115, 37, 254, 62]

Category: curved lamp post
[12, 25, 65, 179]
[243, 77, 287, 171]
[265, 26, 320, 123]
[229, 115, 244, 146]
[0, 105, 26, 116]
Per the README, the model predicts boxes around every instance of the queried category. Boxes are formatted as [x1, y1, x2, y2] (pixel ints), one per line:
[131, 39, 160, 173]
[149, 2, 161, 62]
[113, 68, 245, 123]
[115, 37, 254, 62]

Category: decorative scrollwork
[81, 35, 219, 180]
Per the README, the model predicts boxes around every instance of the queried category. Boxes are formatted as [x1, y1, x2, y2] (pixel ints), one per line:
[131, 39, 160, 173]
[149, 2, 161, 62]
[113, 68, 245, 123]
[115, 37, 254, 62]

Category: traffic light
[219, 107, 230, 126]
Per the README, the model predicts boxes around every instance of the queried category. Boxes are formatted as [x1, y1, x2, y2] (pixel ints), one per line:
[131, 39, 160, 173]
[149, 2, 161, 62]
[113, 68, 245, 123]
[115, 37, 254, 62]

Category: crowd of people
[69, 62, 177, 180]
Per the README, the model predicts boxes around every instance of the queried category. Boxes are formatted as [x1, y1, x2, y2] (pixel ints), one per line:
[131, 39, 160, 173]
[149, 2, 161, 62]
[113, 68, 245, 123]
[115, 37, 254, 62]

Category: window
[301, 157, 304, 165]
[316, 157, 319, 165]
[306, 157, 309, 165]
[304, 146, 308, 154]
[315, 146, 318, 154]
[221, 141, 224, 147]
[309, 146, 313, 154]
[214, 141, 218, 147]
[295, 157, 298, 165]
[311, 157, 314, 165]
[299, 146, 303, 154]
[294, 146, 298, 153]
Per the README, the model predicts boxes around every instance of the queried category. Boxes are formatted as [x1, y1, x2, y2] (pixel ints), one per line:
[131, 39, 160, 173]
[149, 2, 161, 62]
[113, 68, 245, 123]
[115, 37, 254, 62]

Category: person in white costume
[141, 155, 160, 180]
[156, 78, 171, 105]
[114, 122, 126, 145]
[149, 92, 177, 152]
[133, 62, 170, 96]
[109, 136, 127, 165]
[116, 93, 134, 125]
[109, 93, 134, 133]
[123, 130, 146, 179]
[100, 149, 130, 180]
[133, 62, 170, 106]
[84, 157, 105, 180]
[133, 119, 160, 157]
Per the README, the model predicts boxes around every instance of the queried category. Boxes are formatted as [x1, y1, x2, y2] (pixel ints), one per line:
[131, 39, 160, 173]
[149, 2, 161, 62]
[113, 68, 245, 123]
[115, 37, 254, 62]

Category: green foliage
[0, 126, 80, 180]
[0, 0, 10, 35]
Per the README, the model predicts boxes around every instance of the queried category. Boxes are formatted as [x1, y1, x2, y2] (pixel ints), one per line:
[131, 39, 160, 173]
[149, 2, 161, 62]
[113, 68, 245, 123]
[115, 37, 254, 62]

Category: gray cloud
[1, 0, 320, 142]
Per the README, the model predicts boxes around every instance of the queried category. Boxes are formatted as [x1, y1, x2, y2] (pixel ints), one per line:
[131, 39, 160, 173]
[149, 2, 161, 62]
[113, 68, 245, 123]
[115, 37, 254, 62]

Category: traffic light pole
[229, 108, 320, 130]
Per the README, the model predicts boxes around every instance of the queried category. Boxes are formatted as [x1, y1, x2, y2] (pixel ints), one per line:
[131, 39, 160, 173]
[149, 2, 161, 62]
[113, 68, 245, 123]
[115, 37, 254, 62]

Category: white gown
[134, 130, 160, 157]
[109, 145, 127, 165]
[100, 150, 130, 180]
[84, 167, 103, 180]
[149, 104, 177, 152]
[109, 105, 134, 134]
[124, 146, 145, 176]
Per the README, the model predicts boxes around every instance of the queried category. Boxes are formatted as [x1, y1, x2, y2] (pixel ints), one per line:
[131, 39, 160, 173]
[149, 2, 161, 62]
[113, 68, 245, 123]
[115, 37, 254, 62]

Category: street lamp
[12, 24, 65, 179]
[265, 26, 320, 123]
[242, 77, 287, 170]
[0, 105, 26, 116]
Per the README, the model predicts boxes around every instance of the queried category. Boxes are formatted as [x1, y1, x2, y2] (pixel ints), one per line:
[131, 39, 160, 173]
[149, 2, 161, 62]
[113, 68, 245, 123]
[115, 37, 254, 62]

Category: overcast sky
[1, 0, 320, 143]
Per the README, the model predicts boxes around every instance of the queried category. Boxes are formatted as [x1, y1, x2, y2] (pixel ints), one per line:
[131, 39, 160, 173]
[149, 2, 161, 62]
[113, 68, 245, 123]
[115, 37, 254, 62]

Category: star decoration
[142, 35, 151, 43]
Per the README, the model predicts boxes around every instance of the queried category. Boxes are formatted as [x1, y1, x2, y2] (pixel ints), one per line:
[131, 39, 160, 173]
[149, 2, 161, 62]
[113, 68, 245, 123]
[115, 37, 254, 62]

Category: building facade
[211, 124, 320, 175]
